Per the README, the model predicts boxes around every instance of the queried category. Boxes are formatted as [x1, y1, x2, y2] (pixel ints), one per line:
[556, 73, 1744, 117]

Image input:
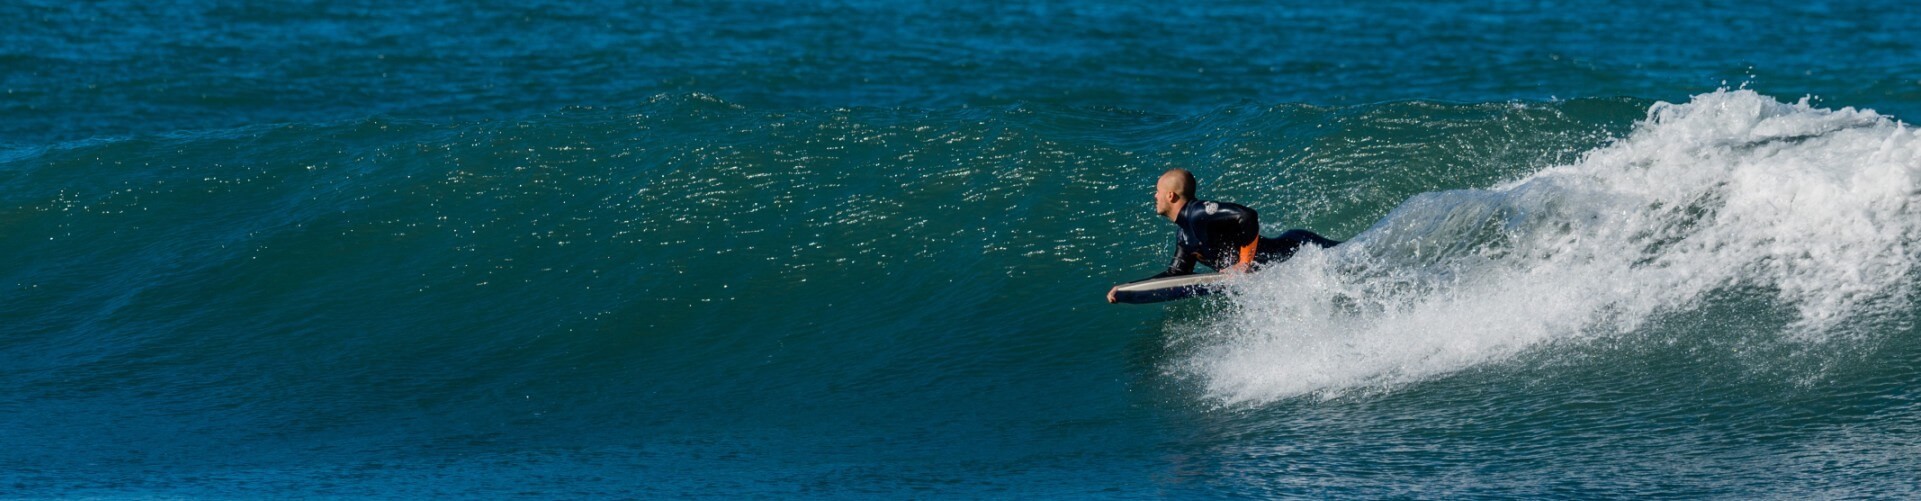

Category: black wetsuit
[1146, 199, 1340, 279]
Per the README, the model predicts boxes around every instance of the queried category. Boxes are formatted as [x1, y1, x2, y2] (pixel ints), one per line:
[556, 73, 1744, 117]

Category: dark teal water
[4, 1, 1920, 498]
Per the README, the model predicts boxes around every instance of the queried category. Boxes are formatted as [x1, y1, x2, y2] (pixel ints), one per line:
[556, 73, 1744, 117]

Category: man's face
[1153, 180, 1176, 217]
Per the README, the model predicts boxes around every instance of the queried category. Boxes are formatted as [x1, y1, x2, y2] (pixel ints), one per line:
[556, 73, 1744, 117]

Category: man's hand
[1107, 286, 1119, 304]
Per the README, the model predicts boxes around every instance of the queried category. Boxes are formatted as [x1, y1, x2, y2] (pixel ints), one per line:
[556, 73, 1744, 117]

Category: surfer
[1106, 168, 1341, 303]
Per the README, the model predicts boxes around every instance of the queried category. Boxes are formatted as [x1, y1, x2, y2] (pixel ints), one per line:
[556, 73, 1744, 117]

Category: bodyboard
[1111, 273, 1229, 304]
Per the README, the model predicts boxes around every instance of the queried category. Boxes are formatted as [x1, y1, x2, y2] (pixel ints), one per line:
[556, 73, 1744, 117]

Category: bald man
[1107, 168, 1341, 303]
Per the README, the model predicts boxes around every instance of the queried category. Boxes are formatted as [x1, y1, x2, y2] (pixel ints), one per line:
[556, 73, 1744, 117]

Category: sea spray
[1187, 90, 1921, 404]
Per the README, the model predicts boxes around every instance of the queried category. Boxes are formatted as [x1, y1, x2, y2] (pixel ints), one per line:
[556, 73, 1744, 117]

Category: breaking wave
[1188, 90, 1921, 404]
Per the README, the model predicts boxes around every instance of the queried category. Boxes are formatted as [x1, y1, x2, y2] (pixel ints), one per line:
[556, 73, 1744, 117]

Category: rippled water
[4, 1, 1919, 497]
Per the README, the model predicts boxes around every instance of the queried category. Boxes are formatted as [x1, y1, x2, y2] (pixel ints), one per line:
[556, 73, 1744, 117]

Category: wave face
[1187, 90, 1921, 404]
[7, 88, 1919, 497]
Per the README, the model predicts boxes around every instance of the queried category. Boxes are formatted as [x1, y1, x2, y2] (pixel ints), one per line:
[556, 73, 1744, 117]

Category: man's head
[1154, 168, 1197, 221]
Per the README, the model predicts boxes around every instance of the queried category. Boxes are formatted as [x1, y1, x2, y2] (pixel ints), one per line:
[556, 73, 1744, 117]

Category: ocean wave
[1185, 90, 1921, 405]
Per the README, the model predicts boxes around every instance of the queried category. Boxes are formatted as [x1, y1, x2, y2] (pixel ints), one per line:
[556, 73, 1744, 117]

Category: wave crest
[1184, 90, 1921, 405]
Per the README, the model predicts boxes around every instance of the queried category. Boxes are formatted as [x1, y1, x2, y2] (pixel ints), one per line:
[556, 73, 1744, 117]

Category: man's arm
[1151, 248, 1198, 279]
[1214, 203, 1262, 272]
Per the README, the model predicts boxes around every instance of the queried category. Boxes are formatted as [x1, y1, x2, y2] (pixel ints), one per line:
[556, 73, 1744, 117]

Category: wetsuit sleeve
[1206, 203, 1262, 266]
[1236, 206, 1261, 265]
[1148, 246, 1198, 279]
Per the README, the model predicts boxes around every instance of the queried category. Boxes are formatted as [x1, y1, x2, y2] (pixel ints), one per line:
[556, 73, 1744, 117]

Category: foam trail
[1185, 90, 1921, 405]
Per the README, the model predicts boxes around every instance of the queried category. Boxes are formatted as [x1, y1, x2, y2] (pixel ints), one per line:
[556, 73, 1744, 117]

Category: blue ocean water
[3, 1, 1920, 497]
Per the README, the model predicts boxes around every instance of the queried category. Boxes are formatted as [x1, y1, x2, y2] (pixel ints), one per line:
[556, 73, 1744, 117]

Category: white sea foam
[1186, 90, 1921, 404]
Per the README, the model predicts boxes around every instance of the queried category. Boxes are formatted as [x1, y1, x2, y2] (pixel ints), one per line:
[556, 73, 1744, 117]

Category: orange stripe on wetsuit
[1237, 237, 1259, 267]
